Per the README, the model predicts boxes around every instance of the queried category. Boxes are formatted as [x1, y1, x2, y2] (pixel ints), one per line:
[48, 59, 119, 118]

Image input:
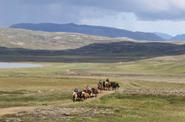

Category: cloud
[1, 0, 185, 25]
[60, 0, 185, 20]
[0, 0, 185, 35]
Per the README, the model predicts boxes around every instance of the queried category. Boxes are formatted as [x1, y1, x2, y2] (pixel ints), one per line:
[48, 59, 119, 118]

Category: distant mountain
[154, 33, 172, 40]
[170, 34, 185, 41]
[10, 23, 164, 41]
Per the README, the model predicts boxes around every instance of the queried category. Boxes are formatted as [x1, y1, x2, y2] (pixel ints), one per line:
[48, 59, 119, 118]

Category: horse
[83, 88, 92, 95]
[91, 88, 99, 97]
[105, 81, 111, 90]
[82, 91, 91, 99]
[72, 89, 84, 102]
[98, 80, 111, 90]
[110, 82, 120, 90]
[97, 81, 104, 90]
[72, 92, 78, 102]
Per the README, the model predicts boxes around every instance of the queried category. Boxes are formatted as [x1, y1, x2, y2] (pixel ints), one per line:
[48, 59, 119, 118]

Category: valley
[0, 29, 184, 122]
[0, 54, 184, 121]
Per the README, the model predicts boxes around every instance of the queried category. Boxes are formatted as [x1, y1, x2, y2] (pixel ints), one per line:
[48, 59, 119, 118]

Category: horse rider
[106, 78, 110, 82]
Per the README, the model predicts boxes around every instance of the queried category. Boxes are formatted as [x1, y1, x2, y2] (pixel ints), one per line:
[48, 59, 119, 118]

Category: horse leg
[73, 96, 75, 102]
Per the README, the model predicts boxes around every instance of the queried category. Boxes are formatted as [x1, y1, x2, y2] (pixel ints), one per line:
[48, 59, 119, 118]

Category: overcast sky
[1, 0, 185, 35]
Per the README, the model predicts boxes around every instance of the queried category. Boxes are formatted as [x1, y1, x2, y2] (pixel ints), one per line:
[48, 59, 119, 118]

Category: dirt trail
[0, 90, 115, 118]
[86, 90, 115, 102]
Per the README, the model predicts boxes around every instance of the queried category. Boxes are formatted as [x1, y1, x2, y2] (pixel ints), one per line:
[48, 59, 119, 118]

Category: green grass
[0, 90, 71, 108]
[0, 56, 184, 108]
[0, 55, 184, 121]
[0, 76, 98, 107]
[65, 93, 185, 122]
[14, 93, 185, 122]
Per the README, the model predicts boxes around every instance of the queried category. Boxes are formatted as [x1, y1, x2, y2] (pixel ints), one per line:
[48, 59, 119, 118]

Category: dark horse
[110, 82, 120, 90]
[91, 88, 99, 97]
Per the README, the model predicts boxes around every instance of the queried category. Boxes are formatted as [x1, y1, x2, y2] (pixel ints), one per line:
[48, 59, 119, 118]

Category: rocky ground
[0, 107, 115, 122]
[122, 88, 185, 96]
[0, 91, 114, 122]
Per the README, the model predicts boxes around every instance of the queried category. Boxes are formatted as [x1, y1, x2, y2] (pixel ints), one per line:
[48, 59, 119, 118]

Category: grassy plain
[0, 54, 185, 121]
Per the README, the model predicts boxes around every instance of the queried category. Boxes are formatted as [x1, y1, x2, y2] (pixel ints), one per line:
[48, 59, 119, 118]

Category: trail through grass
[0, 55, 185, 121]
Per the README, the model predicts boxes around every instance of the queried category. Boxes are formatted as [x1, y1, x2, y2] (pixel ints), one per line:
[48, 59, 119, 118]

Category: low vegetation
[0, 28, 185, 63]
[0, 28, 121, 50]
[0, 54, 184, 121]
[0, 28, 184, 121]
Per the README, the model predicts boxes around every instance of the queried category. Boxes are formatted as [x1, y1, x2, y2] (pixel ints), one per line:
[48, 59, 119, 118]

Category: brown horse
[83, 89, 92, 95]
[82, 91, 91, 99]
[91, 88, 99, 97]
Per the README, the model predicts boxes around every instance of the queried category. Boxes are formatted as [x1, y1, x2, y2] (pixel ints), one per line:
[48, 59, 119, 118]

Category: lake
[0, 62, 42, 69]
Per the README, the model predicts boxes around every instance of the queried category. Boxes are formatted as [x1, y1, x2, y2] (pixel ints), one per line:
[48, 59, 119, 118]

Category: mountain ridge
[170, 34, 185, 41]
[154, 32, 173, 40]
[0, 28, 185, 62]
[10, 23, 164, 41]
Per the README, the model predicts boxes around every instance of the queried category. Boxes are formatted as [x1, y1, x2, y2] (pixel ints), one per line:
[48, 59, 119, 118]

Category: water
[0, 62, 42, 69]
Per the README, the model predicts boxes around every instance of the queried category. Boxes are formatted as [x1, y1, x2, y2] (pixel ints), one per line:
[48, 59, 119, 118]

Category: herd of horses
[72, 79, 120, 102]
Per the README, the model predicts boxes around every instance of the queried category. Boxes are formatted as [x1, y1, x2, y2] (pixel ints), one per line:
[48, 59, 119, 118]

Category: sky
[1, 0, 185, 35]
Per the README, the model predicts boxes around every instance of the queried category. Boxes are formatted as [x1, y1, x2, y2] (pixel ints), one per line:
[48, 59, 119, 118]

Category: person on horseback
[73, 88, 83, 102]
[103, 81, 105, 88]
[74, 88, 78, 92]
[85, 85, 92, 94]
[99, 80, 102, 85]
[87, 85, 92, 91]
[105, 78, 111, 90]
[106, 78, 110, 82]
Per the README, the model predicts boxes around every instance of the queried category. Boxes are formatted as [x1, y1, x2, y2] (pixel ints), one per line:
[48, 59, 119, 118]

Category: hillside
[10, 23, 164, 41]
[64, 41, 185, 55]
[0, 28, 185, 62]
[0, 41, 184, 63]
[0, 28, 124, 50]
